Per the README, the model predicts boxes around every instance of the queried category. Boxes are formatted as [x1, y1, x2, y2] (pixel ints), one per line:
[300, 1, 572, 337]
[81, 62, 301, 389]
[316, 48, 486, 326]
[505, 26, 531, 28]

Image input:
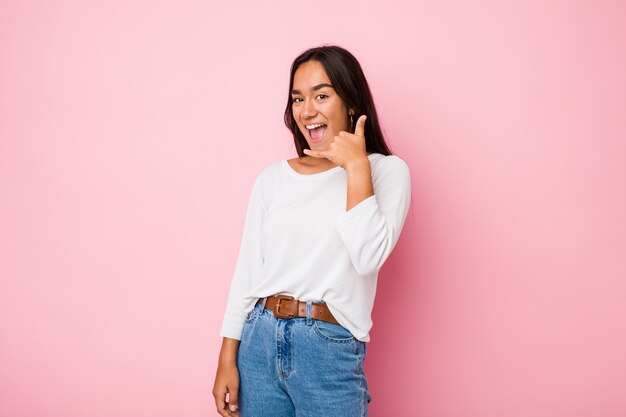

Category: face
[291, 60, 352, 151]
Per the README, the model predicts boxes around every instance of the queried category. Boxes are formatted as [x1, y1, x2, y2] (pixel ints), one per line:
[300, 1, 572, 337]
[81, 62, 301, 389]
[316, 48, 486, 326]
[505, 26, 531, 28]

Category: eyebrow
[291, 83, 334, 95]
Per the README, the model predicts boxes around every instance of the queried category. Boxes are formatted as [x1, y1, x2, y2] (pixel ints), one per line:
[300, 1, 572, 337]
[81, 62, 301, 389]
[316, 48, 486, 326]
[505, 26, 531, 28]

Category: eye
[291, 97, 303, 103]
[316, 94, 328, 100]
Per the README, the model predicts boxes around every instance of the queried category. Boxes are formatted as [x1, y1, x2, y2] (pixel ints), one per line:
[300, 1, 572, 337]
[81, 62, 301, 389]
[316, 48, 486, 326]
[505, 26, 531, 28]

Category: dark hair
[284, 45, 393, 157]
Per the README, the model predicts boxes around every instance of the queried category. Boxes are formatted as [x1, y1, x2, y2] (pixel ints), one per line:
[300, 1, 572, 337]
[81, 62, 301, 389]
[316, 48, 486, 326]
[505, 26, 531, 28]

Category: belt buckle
[274, 295, 297, 319]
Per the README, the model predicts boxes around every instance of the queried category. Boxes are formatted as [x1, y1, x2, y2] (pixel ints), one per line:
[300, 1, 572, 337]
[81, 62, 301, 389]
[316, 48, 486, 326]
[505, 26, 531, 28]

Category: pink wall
[1, 1, 625, 416]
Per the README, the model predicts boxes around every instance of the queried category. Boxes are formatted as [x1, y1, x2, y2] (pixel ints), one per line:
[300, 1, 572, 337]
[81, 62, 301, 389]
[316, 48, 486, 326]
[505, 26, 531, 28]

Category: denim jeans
[237, 297, 372, 417]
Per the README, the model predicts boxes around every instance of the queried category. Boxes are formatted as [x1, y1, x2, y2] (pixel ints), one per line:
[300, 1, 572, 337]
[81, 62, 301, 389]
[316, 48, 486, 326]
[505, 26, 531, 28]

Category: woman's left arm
[344, 156, 375, 212]
[303, 115, 412, 276]
[335, 156, 412, 276]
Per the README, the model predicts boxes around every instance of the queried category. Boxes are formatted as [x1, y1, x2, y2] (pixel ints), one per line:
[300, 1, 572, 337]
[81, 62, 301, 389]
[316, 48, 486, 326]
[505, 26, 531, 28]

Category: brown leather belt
[257, 295, 339, 325]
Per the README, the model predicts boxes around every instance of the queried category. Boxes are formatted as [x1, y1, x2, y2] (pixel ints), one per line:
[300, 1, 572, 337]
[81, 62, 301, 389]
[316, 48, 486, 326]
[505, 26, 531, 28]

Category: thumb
[354, 115, 367, 137]
[228, 387, 239, 412]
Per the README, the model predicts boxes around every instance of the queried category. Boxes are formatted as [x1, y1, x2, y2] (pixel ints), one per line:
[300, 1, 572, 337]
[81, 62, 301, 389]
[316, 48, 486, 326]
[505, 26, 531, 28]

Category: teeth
[305, 123, 326, 130]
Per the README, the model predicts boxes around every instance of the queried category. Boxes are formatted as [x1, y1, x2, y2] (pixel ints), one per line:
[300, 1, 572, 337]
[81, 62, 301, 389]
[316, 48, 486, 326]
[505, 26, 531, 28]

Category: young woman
[212, 45, 412, 417]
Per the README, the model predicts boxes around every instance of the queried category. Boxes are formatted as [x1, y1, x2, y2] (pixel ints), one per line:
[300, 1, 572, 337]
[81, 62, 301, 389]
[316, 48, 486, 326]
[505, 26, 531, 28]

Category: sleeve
[334, 156, 412, 276]
[219, 175, 266, 340]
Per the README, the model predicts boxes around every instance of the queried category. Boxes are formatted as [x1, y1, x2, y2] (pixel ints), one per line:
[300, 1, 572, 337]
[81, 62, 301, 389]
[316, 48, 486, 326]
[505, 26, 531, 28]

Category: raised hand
[303, 115, 368, 170]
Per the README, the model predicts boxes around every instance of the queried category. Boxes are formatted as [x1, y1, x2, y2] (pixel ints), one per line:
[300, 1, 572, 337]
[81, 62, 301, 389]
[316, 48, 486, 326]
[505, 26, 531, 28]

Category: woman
[212, 45, 411, 417]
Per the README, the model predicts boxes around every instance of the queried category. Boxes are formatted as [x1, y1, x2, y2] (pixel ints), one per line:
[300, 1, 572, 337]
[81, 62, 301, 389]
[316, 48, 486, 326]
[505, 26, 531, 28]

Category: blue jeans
[237, 297, 372, 417]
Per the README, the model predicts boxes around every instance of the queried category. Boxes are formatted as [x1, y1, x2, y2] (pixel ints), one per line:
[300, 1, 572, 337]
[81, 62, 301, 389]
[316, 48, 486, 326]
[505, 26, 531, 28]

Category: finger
[220, 391, 239, 417]
[228, 386, 239, 414]
[354, 115, 367, 137]
[215, 393, 230, 417]
[303, 148, 326, 159]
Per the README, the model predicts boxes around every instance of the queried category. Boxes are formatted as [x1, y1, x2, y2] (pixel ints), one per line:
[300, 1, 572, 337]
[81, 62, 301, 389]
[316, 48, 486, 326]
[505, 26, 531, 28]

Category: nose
[302, 97, 317, 119]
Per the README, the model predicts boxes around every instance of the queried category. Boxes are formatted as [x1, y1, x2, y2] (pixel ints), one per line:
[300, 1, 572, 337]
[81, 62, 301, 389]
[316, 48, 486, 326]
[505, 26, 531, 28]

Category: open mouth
[305, 123, 327, 142]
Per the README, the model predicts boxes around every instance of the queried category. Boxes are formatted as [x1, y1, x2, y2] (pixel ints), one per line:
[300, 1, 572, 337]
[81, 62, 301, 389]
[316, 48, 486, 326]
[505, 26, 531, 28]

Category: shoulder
[383, 154, 409, 170]
[248, 160, 283, 198]
[247, 159, 281, 183]
[370, 153, 411, 179]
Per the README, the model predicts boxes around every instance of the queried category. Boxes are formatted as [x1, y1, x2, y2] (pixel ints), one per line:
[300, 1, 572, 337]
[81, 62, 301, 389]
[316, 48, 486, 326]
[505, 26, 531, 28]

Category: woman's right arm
[212, 337, 241, 416]
[220, 175, 266, 341]
[214, 173, 265, 415]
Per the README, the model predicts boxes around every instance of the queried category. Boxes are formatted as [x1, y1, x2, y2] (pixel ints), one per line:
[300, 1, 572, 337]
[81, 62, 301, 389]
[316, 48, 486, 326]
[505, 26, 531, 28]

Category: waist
[257, 295, 339, 325]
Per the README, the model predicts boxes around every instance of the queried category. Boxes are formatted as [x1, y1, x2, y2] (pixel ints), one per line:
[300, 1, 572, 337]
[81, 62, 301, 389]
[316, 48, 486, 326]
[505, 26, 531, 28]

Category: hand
[303, 115, 368, 169]
[212, 361, 240, 416]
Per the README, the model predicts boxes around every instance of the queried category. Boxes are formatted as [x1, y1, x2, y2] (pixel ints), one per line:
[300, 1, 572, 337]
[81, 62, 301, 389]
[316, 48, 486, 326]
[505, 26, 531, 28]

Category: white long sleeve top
[219, 152, 412, 342]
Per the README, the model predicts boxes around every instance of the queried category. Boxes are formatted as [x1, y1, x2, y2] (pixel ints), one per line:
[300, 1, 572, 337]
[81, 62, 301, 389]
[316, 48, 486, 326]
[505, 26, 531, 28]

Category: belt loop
[305, 300, 312, 325]
[260, 297, 268, 311]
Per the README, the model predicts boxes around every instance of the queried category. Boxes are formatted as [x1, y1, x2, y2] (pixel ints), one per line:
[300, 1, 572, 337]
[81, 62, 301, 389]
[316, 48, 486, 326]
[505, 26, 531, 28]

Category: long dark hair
[284, 45, 393, 157]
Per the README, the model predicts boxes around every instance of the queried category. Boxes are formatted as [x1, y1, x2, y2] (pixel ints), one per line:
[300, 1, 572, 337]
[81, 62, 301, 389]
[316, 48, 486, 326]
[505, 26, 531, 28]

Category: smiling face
[291, 60, 353, 151]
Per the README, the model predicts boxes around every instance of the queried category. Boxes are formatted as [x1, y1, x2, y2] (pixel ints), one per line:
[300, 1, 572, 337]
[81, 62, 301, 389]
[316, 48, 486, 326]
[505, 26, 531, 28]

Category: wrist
[345, 156, 370, 172]
[219, 337, 240, 364]
[219, 356, 237, 366]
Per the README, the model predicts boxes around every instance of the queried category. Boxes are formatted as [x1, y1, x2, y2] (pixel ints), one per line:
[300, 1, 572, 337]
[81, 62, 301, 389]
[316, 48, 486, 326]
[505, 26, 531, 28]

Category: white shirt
[219, 152, 412, 342]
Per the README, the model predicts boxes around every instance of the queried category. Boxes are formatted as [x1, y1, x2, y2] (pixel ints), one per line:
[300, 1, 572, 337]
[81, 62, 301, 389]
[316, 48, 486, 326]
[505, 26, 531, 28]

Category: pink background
[1, 1, 625, 416]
